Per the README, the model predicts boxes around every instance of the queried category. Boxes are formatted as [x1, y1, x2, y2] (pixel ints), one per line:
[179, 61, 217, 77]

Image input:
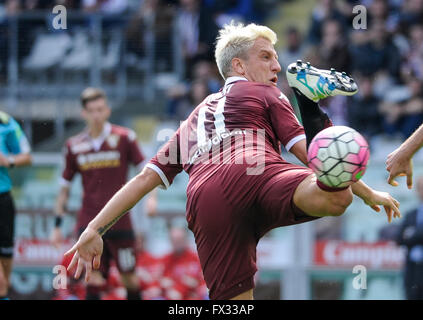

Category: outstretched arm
[350, 180, 401, 223]
[65, 167, 163, 281]
[386, 123, 423, 189]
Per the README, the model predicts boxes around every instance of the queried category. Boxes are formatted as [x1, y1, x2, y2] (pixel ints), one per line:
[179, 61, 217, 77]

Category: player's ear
[80, 107, 88, 120]
[105, 105, 112, 118]
[231, 57, 246, 76]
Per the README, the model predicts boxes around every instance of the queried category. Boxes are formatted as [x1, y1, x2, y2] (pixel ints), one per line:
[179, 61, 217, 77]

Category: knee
[0, 272, 8, 293]
[121, 273, 139, 290]
[327, 189, 353, 216]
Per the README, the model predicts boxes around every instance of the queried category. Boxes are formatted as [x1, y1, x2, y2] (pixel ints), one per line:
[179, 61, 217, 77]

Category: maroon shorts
[79, 229, 137, 277]
[186, 164, 318, 300]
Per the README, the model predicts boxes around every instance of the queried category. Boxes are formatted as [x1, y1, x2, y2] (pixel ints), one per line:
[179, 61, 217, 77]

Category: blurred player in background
[386, 123, 423, 189]
[134, 232, 163, 300]
[160, 226, 207, 300]
[65, 23, 401, 300]
[0, 111, 32, 300]
[396, 175, 423, 299]
[50, 88, 145, 300]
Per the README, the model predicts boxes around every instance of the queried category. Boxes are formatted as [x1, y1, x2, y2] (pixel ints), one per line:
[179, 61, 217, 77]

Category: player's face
[82, 98, 111, 128]
[241, 37, 281, 86]
[170, 228, 187, 253]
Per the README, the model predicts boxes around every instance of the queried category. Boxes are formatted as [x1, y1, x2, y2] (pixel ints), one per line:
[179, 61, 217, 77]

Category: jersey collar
[84, 122, 112, 151]
[224, 76, 248, 86]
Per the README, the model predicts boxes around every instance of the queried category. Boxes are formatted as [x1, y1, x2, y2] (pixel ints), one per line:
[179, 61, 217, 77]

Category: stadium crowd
[1, 0, 423, 134]
[279, 0, 423, 145]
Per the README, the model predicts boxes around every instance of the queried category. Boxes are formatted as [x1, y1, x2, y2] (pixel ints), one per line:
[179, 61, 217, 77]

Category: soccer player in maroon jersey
[50, 88, 145, 300]
[64, 23, 401, 300]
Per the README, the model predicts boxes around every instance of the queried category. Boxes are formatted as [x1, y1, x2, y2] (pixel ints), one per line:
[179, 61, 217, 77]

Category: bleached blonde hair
[215, 22, 277, 80]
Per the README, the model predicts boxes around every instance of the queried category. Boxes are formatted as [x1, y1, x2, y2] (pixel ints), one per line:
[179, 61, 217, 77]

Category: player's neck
[88, 124, 105, 138]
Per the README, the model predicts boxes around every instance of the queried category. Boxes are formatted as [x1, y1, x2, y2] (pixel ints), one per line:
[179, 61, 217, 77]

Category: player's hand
[386, 147, 413, 189]
[362, 190, 401, 223]
[50, 227, 64, 248]
[64, 226, 103, 282]
[0, 153, 10, 167]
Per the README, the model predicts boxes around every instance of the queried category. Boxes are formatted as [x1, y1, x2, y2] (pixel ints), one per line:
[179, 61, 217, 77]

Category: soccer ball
[307, 126, 370, 188]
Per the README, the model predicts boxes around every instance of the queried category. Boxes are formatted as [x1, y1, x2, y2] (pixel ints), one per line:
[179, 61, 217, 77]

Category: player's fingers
[384, 205, 392, 223]
[93, 254, 101, 270]
[387, 174, 399, 187]
[85, 260, 92, 282]
[67, 251, 79, 273]
[407, 173, 413, 190]
[371, 205, 381, 212]
[75, 258, 84, 279]
[392, 199, 401, 219]
[64, 242, 79, 257]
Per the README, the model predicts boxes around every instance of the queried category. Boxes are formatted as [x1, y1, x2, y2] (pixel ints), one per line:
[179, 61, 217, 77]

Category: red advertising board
[314, 240, 406, 269]
[14, 239, 72, 266]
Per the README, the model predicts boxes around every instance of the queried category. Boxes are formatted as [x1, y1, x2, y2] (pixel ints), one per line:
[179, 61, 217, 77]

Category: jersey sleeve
[6, 118, 31, 154]
[61, 142, 78, 185]
[146, 128, 183, 189]
[266, 87, 306, 151]
[126, 129, 145, 166]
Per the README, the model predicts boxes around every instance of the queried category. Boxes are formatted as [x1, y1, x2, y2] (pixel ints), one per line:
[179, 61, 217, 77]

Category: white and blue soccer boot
[286, 60, 358, 102]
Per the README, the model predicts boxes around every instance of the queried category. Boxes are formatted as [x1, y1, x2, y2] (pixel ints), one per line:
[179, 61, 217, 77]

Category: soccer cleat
[286, 60, 358, 102]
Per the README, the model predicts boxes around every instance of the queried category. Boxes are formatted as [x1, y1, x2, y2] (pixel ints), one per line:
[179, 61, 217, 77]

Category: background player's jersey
[61, 122, 145, 231]
[147, 77, 305, 194]
[0, 111, 31, 193]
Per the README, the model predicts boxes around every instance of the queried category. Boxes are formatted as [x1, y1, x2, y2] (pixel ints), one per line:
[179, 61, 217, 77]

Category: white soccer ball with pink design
[307, 126, 370, 188]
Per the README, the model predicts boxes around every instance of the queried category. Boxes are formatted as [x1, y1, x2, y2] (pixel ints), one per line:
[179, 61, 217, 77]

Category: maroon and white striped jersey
[147, 76, 305, 194]
[62, 123, 145, 231]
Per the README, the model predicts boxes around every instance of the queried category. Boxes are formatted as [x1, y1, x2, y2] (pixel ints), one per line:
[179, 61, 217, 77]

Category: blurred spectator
[319, 95, 349, 126]
[349, 19, 401, 79]
[0, 0, 44, 80]
[82, 0, 128, 14]
[125, 0, 175, 71]
[160, 226, 208, 300]
[402, 23, 423, 81]
[82, 0, 129, 30]
[176, 0, 201, 66]
[306, 0, 348, 45]
[305, 19, 351, 73]
[378, 75, 423, 139]
[397, 0, 423, 35]
[367, 0, 398, 32]
[347, 74, 384, 139]
[166, 59, 220, 120]
[378, 223, 400, 241]
[190, 59, 222, 92]
[209, 0, 257, 27]
[135, 232, 164, 300]
[396, 175, 423, 299]
[277, 26, 305, 71]
[167, 79, 211, 121]
[175, 0, 218, 75]
[251, 0, 279, 24]
[125, 0, 157, 60]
